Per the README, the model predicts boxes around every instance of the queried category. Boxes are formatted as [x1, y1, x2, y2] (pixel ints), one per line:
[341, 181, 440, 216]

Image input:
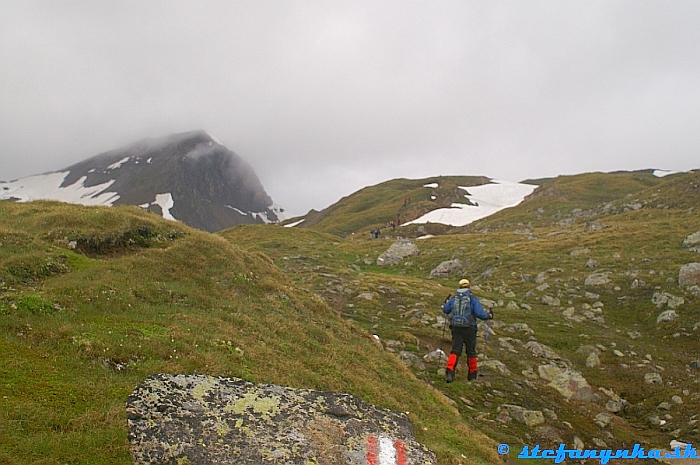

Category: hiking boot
[467, 371, 477, 381]
[445, 370, 455, 383]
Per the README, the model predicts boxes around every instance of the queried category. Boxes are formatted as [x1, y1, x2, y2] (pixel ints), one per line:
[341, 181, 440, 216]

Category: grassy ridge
[0, 201, 498, 464]
[294, 176, 489, 237]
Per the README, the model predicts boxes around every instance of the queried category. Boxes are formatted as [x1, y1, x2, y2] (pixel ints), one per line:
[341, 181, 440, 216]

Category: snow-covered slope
[0, 172, 120, 206]
[404, 179, 537, 227]
[0, 130, 284, 232]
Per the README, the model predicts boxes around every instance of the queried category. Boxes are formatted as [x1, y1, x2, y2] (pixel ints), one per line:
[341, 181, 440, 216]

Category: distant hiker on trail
[442, 278, 493, 383]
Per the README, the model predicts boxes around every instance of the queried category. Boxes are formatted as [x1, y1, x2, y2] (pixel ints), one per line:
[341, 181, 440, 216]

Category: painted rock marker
[366, 435, 408, 465]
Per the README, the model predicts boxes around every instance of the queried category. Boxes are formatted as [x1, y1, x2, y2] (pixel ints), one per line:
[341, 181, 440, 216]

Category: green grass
[0, 200, 499, 465]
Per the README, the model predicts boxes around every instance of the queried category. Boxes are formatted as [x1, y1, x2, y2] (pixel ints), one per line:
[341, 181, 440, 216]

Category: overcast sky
[2, 1, 699, 216]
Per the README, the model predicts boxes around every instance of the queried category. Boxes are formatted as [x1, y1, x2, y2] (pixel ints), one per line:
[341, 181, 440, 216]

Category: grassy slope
[226, 170, 700, 462]
[0, 201, 499, 465]
[294, 176, 490, 237]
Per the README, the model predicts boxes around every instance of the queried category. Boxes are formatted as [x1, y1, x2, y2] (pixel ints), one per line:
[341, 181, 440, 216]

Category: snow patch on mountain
[154, 193, 176, 221]
[653, 169, 683, 178]
[405, 179, 537, 227]
[206, 132, 224, 146]
[0, 172, 120, 206]
[107, 157, 131, 170]
[285, 219, 305, 228]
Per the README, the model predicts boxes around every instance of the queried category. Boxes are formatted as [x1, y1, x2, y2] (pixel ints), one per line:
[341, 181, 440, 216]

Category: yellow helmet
[459, 279, 470, 288]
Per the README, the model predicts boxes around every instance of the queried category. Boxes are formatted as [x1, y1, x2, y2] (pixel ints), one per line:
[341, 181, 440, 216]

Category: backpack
[451, 291, 475, 327]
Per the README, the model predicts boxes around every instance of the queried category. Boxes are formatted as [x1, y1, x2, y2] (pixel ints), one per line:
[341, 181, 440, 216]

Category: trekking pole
[438, 294, 451, 373]
[483, 313, 493, 358]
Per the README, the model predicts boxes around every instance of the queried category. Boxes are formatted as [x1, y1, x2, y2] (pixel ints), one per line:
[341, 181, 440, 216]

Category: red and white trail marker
[366, 435, 407, 465]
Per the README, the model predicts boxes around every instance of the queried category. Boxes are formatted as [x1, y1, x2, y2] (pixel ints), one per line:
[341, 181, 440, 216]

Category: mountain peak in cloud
[1, 130, 284, 232]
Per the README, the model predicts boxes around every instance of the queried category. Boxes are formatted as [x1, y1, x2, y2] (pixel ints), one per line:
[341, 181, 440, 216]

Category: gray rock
[480, 359, 511, 375]
[585, 272, 611, 286]
[541, 295, 560, 306]
[127, 374, 436, 465]
[399, 351, 426, 371]
[501, 404, 545, 427]
[594, 412, 613, 428]
[506, 300, 520, 311]
[605, 398, 626, 413]
[423, 349, 447, 364]
[644, 372, 663, 384]
[656, 309, 679, 324]
[506, 323, 534, 334]
[652, 291, 684, 309]
[570, 248, 591, 257]
[537, 364, 593, 400]
[525, 341, 561, 360]
[576, 345, 601, 356]
[679, 263, 700, 286]
[377, 239, 419, 266]
[586, 352, 601, 368]
[428, 259, 464, 278]
[682, 231, 700, 251]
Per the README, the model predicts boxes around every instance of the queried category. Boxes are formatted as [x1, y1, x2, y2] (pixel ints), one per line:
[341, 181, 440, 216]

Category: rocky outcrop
[127, 374, 436, 464]
[377, 239, 419, 266]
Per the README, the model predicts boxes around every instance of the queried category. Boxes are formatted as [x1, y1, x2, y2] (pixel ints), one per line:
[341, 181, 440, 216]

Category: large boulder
[377, 239, 419, 266]
[679, 263, 700, 287]
[127, 374, 436, 464]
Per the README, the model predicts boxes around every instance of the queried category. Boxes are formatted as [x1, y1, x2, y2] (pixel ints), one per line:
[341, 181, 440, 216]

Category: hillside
[288, 175, 491, 236]
[0, 201, 498, 464]
[226, 169, 700, 460]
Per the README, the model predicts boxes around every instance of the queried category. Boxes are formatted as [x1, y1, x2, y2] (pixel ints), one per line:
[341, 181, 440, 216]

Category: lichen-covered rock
[377, 239, 419, 266]
[127, 374, 436, 464]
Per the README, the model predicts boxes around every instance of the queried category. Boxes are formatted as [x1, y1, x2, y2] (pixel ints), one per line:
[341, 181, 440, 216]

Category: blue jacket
[442, 289, 491, 328]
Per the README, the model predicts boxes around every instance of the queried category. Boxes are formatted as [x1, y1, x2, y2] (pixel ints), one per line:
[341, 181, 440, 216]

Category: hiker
[442, 278, 493, 382]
